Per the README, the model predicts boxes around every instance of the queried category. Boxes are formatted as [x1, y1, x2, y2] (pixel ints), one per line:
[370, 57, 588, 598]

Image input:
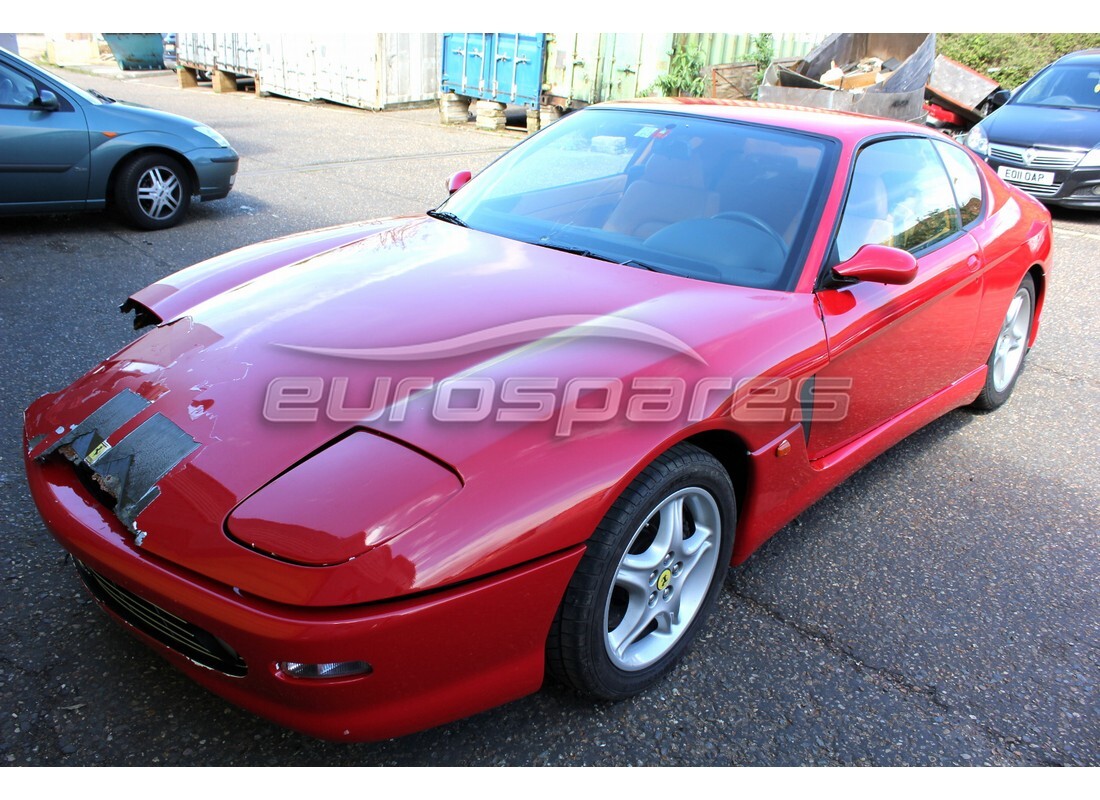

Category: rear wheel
[971, 273, 1035, 410]
[113, 153, 191, 230]
[547, 443, 735, 699]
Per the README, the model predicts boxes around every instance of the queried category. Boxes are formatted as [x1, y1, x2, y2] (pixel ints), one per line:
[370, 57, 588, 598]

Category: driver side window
[835, 137, 961, 262]
[0, 63, 38, 108]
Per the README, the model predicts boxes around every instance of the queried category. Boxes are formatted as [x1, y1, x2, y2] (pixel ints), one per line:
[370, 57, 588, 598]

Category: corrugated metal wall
[543, 32, 673, 107]
[675, 32, 829, 64]
[177, 33, 439, 110]
[444, 32, 830, 109]
[441, 33, 547, 107]
[215, 32, 261, 75]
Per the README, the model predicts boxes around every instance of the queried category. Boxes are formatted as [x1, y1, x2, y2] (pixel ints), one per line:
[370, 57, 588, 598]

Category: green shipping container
[542, 33, 673, 109]
[540, 32, 827, 110]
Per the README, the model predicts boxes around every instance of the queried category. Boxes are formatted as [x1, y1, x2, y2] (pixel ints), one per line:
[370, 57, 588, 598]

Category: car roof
[1055, 49, 1100, 65]
[592, 97, 936, 144]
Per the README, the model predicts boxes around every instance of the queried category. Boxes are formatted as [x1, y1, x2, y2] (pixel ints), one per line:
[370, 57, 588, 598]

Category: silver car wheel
[136, 166, 183, 221]
[604, 486, 722, 672]
[992, 286, 1032, 393]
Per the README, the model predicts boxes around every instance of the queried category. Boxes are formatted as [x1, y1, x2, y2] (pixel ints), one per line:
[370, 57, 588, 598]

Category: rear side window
[835, 137, 961, 261]
[933, 140, 983, 227]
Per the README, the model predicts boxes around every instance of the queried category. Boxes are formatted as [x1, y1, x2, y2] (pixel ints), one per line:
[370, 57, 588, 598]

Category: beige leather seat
[604, 149, 718, 239]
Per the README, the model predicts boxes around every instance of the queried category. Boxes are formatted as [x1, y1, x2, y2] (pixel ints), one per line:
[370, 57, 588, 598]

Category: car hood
[985, 103, 1100, 150]
[25, 217, 825, 603]
[84, 99, 208, 141]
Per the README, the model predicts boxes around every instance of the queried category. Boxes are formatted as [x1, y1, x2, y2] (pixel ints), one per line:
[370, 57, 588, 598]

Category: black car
[965, 49, 1100, 209]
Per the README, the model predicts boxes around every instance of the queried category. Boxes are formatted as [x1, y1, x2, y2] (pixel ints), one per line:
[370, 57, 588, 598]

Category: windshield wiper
[530, 240, 606, 259]
[87, 88, 114, 103]
[426, 209, 468, 227]
[528, 240, 673, 274]
[618, 258, 670, 274]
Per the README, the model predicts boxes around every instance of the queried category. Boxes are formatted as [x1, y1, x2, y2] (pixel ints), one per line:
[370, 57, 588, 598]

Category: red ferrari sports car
[23, 99, 1051, 741]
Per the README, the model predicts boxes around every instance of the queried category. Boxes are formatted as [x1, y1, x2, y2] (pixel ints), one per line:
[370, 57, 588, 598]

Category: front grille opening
[75, 561, 248, 678]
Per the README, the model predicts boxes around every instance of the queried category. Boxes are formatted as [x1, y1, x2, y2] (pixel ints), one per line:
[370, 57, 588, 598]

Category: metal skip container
[102, 33, 165, 71]
[759, 33, 936, 122]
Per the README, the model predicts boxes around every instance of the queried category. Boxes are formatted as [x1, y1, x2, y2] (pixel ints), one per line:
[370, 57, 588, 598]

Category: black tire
[547, 443, 736, 700]
[112, 153, 192, 230]
[970, 273, 1036, 411]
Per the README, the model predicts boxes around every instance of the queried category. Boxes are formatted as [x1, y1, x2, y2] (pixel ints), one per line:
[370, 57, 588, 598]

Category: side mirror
[446, 170, 472, 194]
[33, 89, 60, 111]
[833, 244, 918, 286]
[988, 88, 1011, 110]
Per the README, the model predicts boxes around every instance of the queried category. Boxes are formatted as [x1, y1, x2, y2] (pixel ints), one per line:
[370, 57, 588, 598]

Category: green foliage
[749, 33, 774, 100]
[938, 33, 1100, 89]
[654, 44, 707, 98]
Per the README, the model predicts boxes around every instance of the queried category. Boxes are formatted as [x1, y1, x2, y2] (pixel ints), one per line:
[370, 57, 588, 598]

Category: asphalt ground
[0, 65, 1096, 767]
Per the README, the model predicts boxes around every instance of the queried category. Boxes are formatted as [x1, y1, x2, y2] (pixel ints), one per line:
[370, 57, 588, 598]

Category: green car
[0, 46, 238, 230]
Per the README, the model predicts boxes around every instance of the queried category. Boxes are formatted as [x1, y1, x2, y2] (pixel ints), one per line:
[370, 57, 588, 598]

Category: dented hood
[25, 217, 826, 603]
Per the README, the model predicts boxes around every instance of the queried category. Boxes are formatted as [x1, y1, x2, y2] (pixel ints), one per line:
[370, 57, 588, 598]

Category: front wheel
[547, 443, 736, 700]
[113, 153, 192, 230]
[970, 273, 1036, 411]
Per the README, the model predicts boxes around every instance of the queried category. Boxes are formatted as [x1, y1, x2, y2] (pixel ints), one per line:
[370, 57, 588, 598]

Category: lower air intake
[75, 561, 247, 677]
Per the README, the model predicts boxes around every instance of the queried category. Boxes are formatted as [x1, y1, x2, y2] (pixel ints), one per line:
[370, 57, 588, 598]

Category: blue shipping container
[441, 33, 546, 107]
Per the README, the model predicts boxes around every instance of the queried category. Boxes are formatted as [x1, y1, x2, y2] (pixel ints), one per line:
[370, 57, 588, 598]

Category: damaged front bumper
[24, 439, 583, 740]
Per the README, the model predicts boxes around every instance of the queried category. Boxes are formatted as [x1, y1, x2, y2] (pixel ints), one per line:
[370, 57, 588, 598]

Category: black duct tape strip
[44, 389, 151, 463]
[93, 413, 200, 528]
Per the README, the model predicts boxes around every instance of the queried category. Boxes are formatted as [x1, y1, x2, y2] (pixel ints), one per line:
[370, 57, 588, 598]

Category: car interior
[469, 117, 830, 290]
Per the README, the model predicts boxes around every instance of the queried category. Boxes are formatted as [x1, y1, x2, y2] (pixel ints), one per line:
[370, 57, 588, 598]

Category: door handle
[967, 254, 981, 273]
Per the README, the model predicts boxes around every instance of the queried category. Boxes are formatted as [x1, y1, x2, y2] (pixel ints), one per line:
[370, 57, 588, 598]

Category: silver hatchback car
[0, 46, 238, 229]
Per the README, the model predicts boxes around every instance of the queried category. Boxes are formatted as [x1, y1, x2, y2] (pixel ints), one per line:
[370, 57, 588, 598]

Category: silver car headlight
[965, 124, 989, 158]
[193, 125, 230, 148]
[1078, 147, 1100, 168]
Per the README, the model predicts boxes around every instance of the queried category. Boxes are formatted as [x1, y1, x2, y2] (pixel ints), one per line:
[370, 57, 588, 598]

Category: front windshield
[1013, 63, 1100, 110]
[439, 108, 835, 291]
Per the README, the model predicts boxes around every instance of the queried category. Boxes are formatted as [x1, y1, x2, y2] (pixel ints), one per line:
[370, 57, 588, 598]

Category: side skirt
[730, 365, 987, 564]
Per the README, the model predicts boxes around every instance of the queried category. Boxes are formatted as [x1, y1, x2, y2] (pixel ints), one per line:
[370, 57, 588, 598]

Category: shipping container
[442, 32, 674, 110]
[544, 32, 673, 108]
[440, 33, 546, 107]
[214, 32, 262, 76]
[177, 33, 217, 73]
[262, 33, 439, 110]
[441, 32, 829, 111]
[175, 33, 439, 110]
[259, 34, 315, 102]
[675, 32, 827, 66]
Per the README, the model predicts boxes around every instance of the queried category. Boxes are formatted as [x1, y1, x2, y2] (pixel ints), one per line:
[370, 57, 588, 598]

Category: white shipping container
[177, 33, 217, 71]
[215, 32, 262, 75]
[260, 34, 316, 102]
[312, 35, 382, 109]
[262, 33, 439, 110]
[381, 33, 439, 106]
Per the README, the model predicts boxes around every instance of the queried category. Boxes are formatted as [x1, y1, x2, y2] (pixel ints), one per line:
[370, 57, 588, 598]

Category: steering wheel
[712, 212, 788, 255]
